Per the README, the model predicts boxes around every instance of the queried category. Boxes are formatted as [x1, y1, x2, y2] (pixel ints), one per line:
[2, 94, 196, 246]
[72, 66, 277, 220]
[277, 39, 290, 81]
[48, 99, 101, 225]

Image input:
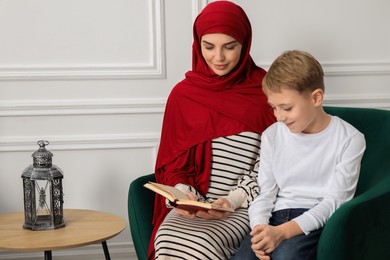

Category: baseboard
[0, 242, 137, 260]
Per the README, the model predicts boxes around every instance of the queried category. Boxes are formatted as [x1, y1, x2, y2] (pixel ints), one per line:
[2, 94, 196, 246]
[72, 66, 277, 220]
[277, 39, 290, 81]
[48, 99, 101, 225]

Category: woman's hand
[174, 193, 198, 219]
[175, 196, 232, 220]
[195, 198, 231, 220]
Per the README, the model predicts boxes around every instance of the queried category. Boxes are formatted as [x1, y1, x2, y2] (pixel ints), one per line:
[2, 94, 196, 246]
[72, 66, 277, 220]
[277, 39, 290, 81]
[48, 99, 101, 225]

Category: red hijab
[148, 1, 275, 258]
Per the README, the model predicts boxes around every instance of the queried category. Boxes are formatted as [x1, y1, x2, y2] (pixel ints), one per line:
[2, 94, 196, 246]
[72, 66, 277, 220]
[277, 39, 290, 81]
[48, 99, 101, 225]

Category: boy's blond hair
[262, 50, 324, 94]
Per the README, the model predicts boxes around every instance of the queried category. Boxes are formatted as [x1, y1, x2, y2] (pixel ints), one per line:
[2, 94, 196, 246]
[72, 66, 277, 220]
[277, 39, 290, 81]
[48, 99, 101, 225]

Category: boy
[234, 50, 366, 260]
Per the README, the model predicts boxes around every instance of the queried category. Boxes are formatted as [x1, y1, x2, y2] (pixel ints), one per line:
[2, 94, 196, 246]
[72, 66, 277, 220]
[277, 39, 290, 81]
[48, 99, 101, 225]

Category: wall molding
[322, 61, 390, 76]
[0, 95, 389, 118]
[0, 98, 166, 117]
[324, 94, 390, 109]
[0, 133, 160, 152]
[192, 0, 208, 22]
[0, 0, 165, 81]
[259, 61, 390, 76]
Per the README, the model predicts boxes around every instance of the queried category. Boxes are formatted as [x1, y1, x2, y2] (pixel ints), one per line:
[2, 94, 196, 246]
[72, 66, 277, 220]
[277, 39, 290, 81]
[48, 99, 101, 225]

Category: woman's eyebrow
[201, 40, 238, 45]
[201, 40, 214, 45]
[224, 40, 238, 45]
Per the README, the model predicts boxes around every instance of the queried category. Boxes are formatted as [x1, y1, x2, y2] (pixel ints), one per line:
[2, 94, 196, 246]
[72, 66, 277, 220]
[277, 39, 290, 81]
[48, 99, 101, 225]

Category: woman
[149, 1, 275, 259]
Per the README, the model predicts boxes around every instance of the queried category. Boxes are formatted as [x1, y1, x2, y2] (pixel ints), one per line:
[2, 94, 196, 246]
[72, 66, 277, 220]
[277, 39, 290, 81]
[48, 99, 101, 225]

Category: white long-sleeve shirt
[249, 116, 366, 234]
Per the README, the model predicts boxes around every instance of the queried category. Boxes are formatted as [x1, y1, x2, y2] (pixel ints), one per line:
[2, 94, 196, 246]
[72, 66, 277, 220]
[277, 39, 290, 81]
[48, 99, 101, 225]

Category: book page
[144, 182, 189, 201]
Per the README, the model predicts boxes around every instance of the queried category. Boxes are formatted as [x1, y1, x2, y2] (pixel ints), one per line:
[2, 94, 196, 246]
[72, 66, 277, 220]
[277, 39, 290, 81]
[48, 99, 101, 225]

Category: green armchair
[128, 107, 390, 260]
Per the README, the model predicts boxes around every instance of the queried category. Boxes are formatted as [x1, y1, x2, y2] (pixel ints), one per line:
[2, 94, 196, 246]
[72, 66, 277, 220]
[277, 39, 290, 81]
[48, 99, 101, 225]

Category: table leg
[101, 241, 111, 260]
[44, 250, 52, 260]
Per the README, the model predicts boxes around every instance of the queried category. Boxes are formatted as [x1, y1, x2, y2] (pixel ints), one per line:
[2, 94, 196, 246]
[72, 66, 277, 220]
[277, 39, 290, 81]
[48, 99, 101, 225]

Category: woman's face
[201, 33, 242, 76]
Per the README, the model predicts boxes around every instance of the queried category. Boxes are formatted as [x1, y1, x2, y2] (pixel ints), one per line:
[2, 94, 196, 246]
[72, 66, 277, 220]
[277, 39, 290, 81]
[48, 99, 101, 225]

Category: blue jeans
[231, 208, 323, 260]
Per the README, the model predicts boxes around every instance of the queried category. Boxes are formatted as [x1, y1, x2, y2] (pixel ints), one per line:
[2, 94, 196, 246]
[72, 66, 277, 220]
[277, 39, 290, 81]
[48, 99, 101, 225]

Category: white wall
[0, 0, 389, 259]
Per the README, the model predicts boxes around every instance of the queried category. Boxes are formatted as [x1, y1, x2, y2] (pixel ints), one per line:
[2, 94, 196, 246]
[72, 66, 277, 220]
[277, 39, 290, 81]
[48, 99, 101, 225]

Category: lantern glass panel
[34, 180, 52, 224]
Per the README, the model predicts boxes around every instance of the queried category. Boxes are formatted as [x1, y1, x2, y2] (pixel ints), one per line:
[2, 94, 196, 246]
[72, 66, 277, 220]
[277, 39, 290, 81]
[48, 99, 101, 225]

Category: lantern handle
[37, 140, 49, 148]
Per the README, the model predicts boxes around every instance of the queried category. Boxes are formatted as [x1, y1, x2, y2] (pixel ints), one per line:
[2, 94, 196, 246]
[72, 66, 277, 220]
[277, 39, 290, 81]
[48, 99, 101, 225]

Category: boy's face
[266, 88, 321, 134]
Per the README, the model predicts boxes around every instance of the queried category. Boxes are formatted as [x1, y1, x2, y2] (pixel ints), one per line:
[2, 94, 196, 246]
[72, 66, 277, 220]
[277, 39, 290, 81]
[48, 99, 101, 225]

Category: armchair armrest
[317, 175, 390, 260]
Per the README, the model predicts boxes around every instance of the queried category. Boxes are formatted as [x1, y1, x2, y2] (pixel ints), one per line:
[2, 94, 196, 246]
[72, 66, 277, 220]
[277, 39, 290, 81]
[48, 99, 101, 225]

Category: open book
[144, 182, 234, 213]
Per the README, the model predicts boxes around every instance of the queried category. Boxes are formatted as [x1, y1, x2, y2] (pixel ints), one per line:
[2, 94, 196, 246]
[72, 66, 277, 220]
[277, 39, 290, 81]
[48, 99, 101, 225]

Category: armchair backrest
[317, 107, 390, 259]
[324, 106, 390, 195]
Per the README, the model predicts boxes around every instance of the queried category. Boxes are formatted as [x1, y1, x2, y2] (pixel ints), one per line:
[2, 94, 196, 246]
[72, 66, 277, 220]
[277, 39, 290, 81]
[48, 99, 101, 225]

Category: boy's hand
[250, 220, 303, 258]
[254, 250, 271, 260]
[250, 224, 284, 256]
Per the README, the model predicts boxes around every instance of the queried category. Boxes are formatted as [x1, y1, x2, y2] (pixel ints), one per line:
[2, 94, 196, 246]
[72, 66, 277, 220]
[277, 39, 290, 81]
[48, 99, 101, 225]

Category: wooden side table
[0, 209, 126, 260]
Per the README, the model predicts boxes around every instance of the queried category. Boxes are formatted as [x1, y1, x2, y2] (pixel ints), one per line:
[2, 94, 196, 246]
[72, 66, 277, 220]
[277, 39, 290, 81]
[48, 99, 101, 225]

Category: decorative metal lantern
[21, 140, 65, 230]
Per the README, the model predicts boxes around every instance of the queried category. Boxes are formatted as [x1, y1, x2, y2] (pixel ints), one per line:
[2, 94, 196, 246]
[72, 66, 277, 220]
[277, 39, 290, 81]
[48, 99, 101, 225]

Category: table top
[0, 209, 126, 252]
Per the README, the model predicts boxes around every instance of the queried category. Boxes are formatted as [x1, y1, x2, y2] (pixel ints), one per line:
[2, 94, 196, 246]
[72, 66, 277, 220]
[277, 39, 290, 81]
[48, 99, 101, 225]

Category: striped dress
[155, 132, 261, 259]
